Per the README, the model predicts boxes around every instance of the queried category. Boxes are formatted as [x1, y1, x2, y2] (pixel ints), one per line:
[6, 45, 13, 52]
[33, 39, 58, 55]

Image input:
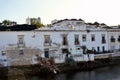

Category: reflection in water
[1, 65, 120, 80]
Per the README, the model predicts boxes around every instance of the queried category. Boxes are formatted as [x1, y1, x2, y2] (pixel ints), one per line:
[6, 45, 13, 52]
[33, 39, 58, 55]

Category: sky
[0, 0, 120, 25]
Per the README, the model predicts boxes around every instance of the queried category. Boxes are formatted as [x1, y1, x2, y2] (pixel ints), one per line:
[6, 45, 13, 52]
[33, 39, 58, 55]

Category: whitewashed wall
[107, 30, 120, 50]
[0, 30, 111, 65]
[0, 30, 108, 54]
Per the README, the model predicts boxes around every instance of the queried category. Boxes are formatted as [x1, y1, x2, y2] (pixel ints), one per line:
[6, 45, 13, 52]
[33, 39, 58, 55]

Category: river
[2, 64, 120, 80]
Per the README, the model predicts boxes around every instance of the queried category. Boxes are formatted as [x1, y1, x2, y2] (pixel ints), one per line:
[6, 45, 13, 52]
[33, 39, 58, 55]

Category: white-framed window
[44, 35, 51, 43]
[19, 50, 24, 55]
[82, 34, 86, 42]
[74, 34, 79, 45]
[111, 36, 115, 42]
[62, 35, 68, 45]
[102, 34, 106, 44]
[18, 35, 24, 44]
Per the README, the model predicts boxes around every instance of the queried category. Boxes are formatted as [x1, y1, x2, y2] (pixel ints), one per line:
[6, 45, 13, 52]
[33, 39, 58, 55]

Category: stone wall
[6, 47, 42, 66]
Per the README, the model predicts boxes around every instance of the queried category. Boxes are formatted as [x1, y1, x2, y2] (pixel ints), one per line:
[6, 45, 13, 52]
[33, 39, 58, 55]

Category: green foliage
[2, 20, 11, 26]
[82, 45, 86, 50]
[35, 22, 44, 28]
[65, 55, 76, 66]
[47, 24, 53, 27]
[31, 18, 44, 28]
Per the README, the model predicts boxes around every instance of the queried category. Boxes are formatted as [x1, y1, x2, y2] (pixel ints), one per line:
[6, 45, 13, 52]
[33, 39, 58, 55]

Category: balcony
[44, 42, 51, 46]
[17, 42, 25, 48]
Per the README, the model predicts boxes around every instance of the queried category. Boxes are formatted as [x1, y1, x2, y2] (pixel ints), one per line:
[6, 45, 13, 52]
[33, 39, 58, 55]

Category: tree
[2, 20, 11, 26]
[35, 21, 44, 28]
[31, 18, 44, 28]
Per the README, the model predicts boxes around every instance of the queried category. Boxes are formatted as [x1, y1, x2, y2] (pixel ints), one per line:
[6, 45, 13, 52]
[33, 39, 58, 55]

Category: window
[91, 34, 95, 41]
[76, 22, 81, 24]
[44, 49, 49, 58]
[44, 35, 51, 46]
[102, 46, 105, 52]
[82, 34, 86, 42]
[62, 35, 68, 45]
[92, 47, 95, 51]
[19, 50, 24, 55]
[74, 35, 80, 45]
[62, 49, 68, 53]
[102, 34, 106, 44]
[118, 36, 120, 42]
[97, 47, 100, 52]
[111, 36, 115, 42]
[44, 35, 51, 43]
[19, 38, 24, 44]
[1, 51, 6, 56]
[17, 35, 25, 47]
[18, 35, 24, 44]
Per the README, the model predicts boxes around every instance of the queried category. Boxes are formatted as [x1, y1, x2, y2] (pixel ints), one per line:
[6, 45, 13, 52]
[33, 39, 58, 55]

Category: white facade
[0, 19, 120, 66]
[107, 29, 120, 51]
[0, 30, 107, 64]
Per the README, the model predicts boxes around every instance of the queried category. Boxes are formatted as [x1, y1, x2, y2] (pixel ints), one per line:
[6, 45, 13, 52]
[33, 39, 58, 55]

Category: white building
[0, 19, 120, 66]
[107, 28, 120, 51]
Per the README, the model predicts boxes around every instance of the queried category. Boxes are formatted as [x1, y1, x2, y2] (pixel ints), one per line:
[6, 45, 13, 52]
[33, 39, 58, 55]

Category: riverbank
[1, 56, 120, 78]
[57, 56, 120, 73]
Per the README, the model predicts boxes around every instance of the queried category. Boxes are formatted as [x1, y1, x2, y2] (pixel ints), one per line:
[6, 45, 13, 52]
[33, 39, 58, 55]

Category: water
[2, 65, 120, 80]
